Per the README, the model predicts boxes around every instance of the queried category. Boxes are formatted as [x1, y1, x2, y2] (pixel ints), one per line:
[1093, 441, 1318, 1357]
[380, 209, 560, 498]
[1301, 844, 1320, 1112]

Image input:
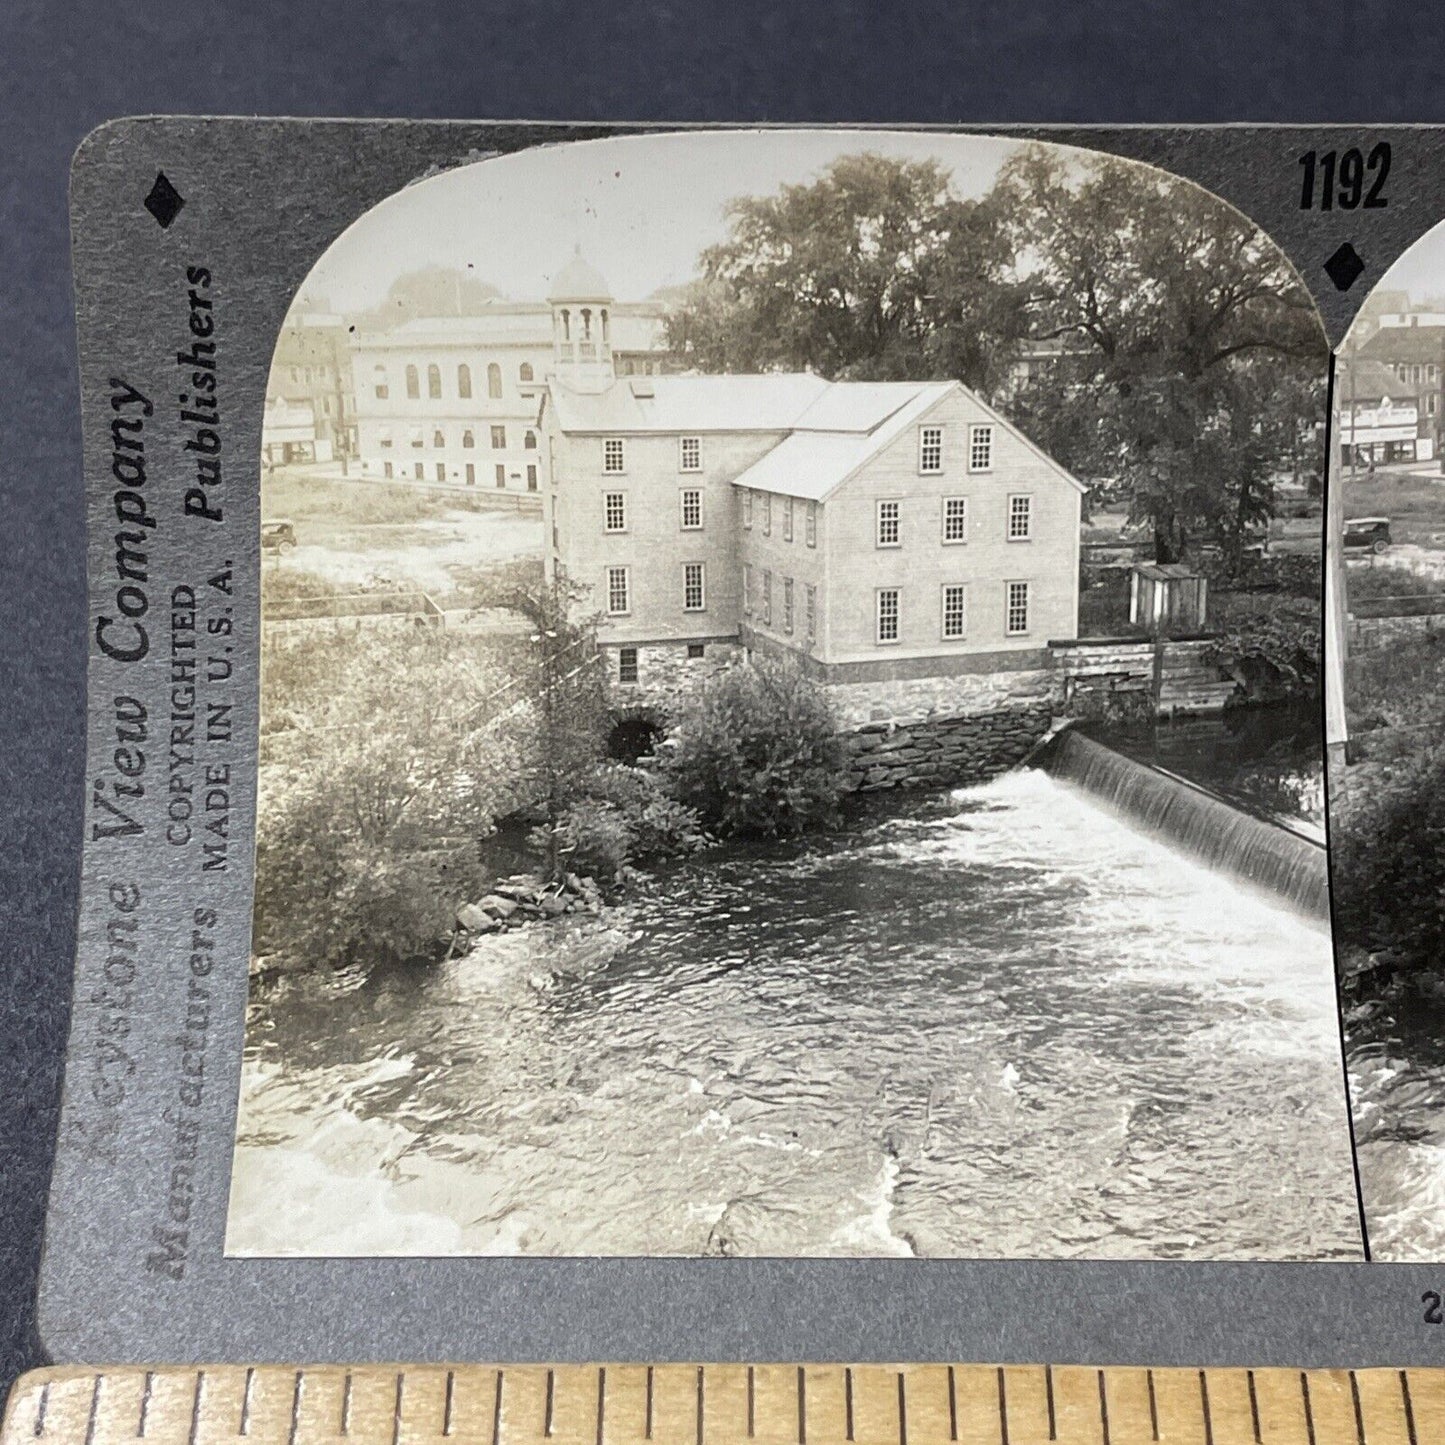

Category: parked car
[1343, 517, 1392, 554]
[260, 519, 298, 553]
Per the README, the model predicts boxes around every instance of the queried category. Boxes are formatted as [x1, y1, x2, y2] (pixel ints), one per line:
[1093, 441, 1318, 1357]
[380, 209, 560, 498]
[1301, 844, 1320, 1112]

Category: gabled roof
[548, 373, 835, 433]
[1357, 324, 1445, 366]
[1340, 358, 1416, 402]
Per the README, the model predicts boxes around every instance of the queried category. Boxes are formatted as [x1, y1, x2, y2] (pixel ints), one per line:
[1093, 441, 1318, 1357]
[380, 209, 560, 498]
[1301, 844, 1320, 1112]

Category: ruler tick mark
[1044, 1368, 1055, 1443]
[595, 1369, 606, 1445]
[696, 1367, 705, 1445]
[391, 1373, 404, 1445]
[1245, 1371, 1259, 1445]
[32, 1382, 49, 1439]
[645, 1368, 654, 1441]
[1197, 1372, 1212, 1445]
[897, 1373, 908, 1445]
[544, 1372, 555, 1439]
[746, 1368, 755, 1439]
[844, 1369, 854, 1442]
[1350, 1371, 1365, 1445]
[188, 1373, 205, 1445]
[442, 1372, 454, 1439]
[492, 1371, 504, 1445]
[796, 1367, 806, 1445]
[1146, 1370, 1159, 1443]
[83, 1377, 103, 1445]
[342, 1374, 354, 1436]
[139, 1373, 155, 1438]
[946, 1367, 957, 1443]
[996, 1369, 1008, 1445]
[239, 1371, 255, 1438]
[1401, 1371, 1419, 1445]
[1301, 1372, 1317, 1445]
[1096, 1372, 1110, 1445]
[287, 1372, 303, 1445]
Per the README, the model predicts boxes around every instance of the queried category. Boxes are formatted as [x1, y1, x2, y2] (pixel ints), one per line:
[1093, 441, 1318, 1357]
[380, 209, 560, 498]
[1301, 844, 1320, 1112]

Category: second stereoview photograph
[227, 128, 1362, 1261]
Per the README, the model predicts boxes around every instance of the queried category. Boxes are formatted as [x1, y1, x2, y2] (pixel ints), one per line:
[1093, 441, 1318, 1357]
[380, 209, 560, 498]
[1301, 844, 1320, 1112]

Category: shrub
[665, 657, 847, 837]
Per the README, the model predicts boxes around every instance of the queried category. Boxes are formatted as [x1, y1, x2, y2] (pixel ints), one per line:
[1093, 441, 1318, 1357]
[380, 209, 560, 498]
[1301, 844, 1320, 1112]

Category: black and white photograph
[227, 129, 1357, 1261]
[1328, 217, 1445, 1261]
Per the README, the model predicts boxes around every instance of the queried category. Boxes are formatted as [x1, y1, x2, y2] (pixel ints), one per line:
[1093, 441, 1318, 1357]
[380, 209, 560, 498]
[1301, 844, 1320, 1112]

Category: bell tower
[548, 245, 615, 394]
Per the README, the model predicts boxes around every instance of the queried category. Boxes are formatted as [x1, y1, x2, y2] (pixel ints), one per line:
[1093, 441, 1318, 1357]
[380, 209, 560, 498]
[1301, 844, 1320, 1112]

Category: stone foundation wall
[826, 667, 1062, 729]
[607, 639, 743, 712]
[842, 704, 1056, 793]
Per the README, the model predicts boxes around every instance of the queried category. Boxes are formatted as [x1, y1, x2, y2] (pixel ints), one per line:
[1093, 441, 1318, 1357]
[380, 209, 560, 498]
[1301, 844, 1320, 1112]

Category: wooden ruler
[4, 1366, 1442, 1445]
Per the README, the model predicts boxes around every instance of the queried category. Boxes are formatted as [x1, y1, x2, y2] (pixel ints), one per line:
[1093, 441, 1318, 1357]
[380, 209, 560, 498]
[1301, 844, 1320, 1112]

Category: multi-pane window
[466, 464, 475, 485]
[414, 463, 424, 480]
[618, 647, 639, 684]
[524, 431, 538, 450]
[607, 566, 631, 615]
[743, 490, 754, 529]
[491, 425, 507, 449]
[761, 570, 773, 626]
[485, 363, 503, 399]
[433, 428, 446, 448]
[1006, 580, 1030, 636]
[876, 499, 901, 547]
[683, 562, 706, 612]
[687, 642, 705, 659]
[805, 501, 817, 548]
[427, 364, 442, 400]
[782, 577, 794, 633]
[919, 425, 944, 473]
[373, 367, 389, 400]
[383, 462, 394, 479]
[942, 584, 967, 639]
[457, 364, 472, 399]
[943, 497, 968, 543]
[495, 464, 506, 487]
[680, 436, 702, 472]
[405, 365, 420, 399]
[435, 463, 446, 482]
[680, 489, 703, 530]
[877, 588, 900, 643]
[462, 429, 475, 448]
[604, 491, 626, 533]
[805, 584, 817, 641]
[1008, 494, 1033, 540]
[762, 494, 772, 536]
[604, 438, 626, 473]
[969, 424, 994, 472]
[742, 564, 753, 616]
[527, 465, 538, 491]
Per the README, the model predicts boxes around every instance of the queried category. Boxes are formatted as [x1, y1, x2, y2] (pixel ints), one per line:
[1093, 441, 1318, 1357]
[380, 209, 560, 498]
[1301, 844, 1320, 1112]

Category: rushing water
[228, 768, 1362, 1260]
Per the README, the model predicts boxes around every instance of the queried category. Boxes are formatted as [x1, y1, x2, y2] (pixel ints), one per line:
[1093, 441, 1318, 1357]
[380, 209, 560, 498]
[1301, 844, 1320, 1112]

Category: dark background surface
[5, 0, 1445, 1404]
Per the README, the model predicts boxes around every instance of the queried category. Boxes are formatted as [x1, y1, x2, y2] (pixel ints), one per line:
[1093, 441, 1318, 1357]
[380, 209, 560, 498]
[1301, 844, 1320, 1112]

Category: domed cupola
[548, 245, 614, 393]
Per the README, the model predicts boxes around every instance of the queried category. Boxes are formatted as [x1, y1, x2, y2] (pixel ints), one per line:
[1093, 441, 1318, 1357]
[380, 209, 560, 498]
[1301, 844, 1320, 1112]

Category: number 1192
[1299, 144, 1391, 210]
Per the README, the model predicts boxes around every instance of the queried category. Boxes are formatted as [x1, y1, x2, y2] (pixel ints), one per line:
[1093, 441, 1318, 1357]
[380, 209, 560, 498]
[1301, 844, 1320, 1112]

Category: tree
[664, 154, 1027, 391]
[994, 147, 1327, 562]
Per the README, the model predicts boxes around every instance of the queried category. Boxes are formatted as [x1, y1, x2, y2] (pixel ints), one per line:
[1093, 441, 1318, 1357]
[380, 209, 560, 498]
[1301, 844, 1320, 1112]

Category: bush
[664, 657, 847, 837]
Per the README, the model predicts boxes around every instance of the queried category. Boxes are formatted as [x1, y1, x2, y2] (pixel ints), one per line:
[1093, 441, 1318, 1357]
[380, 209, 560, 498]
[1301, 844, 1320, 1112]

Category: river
[228, 763, 1362, 1260]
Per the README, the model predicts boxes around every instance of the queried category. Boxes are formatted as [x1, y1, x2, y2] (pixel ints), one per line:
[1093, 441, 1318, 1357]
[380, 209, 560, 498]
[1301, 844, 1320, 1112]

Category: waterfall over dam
[1037, 729, 1329, 920]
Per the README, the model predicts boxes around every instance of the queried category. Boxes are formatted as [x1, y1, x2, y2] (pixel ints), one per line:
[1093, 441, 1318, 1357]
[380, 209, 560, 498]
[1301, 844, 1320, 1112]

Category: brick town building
[541, 316, 1085, 721]
[1355, 323, 1445, 461]
[1336, 356, 1425, 467]
[266, 310, 357, 465]
[350, 250, 674, 496]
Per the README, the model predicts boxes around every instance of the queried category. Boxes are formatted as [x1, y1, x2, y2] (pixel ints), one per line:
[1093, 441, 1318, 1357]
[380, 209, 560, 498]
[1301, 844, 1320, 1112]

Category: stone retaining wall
[842, 704, 1056, 793]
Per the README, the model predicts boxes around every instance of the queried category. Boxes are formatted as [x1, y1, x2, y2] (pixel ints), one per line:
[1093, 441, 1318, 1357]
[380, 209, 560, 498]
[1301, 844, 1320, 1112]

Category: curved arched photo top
[1327, 214, 1445, 1263]
[238, 131, 1358, 1265]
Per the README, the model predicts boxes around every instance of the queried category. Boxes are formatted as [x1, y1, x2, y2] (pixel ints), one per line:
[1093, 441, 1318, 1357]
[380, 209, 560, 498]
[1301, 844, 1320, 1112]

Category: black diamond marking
[1324, 242, 1365, 292]
[144, 172, 184, 229]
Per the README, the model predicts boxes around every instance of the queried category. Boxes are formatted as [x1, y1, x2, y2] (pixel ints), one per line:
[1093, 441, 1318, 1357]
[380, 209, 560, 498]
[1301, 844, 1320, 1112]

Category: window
[519, 362, 534, 383]
[761, 570, 772, 626]
[435, 463, 446, 482]
[684, 562, 706, 612]
[462, 429, 475, 449]
[379, 433, 393, 450]
[1008, 494, 1033, 540]
[527, 465, 538, 491]
[524, 430, 538, 450]
[373, 366, 389, 400]
[383, 461, 393, 479]
[491, 425, 507, 450]
[433, 428, 445, 449]
[607, 566, 630, 615]
[743, 490, 753, 529]
[762, 494, 772, 536]
[876, 499, 901, 548]
[919, 425, 943, 473]
[877, 588, 900, 644]
[604, 438, 625, 473]
[680, 489, 703, 530]
[427, 364, 442, 400]
[742, 564, 753, 616]
[410, 427, 423, 449]
[783, 497, 794, 542]
[969, 424, 994, 472]
[687, 642, 705, 660]
[782, 577, 794, 634]
[495, 465, 506, 488]
[1006, 580, 1031, 636]
[413, 463, 424, 480]
[405, 364, 420, 399]
[604, 491, 626, 533]
[487, 363, 503, 399]
[465, 463, 475, 485]
[457, 364, 472, 399]
[942, 584, 967, 639]
[618, 647, 639, 684]
[680, 436, 701, 472]
[805, 501, 817, 548]
[805, 584, 817, 641]
[943, 497, 968, 543]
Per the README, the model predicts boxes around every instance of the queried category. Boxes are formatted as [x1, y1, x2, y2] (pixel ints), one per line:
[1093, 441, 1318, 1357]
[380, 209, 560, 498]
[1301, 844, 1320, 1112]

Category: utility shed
[1130, 562, 1208, 634]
